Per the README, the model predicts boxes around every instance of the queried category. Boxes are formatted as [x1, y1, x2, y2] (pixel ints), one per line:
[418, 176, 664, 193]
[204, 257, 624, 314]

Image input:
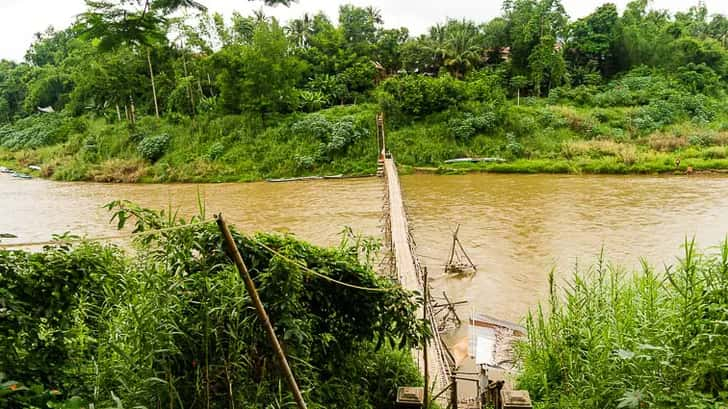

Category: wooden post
[215, 214, 308, 409]
[423, 266, 429, 409]
[449, 377, 458, 409]
[147, 48, 160, 118]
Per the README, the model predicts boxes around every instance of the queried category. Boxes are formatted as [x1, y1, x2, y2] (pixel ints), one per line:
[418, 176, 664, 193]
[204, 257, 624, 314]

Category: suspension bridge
[377, 113, 460, 407]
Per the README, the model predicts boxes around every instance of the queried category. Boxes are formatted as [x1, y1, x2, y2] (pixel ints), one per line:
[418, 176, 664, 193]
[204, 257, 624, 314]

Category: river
[3, 173, 728, 323]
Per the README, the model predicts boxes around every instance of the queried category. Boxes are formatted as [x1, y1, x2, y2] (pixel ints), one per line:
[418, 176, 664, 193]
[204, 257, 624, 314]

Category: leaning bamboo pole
[216, 214, 308, 409]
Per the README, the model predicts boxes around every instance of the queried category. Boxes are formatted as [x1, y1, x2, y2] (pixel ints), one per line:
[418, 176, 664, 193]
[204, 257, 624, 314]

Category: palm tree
[285, 13, 313, 48]
[365, 6, 383, 25]
[441, 21, 483, 78]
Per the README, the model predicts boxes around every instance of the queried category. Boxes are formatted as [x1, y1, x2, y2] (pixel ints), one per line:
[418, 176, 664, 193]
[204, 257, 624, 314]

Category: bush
[290, 114, 368, 163]
[447, 112, 497, 141]
[206, 142, 225, 161]
[0, 114, 70, 150]
[0, 204, 428, 408]
[137, 133, 170, 162]
[505, 133, 524, 158]
[379, 74, 466, 117]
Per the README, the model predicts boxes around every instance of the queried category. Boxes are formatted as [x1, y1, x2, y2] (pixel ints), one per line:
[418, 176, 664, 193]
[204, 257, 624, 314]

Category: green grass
[517, 240, 728, 408]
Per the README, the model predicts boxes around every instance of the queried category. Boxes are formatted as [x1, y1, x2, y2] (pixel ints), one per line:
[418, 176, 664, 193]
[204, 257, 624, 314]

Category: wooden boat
[266, 176, 323, 182]
[444, 157, 506, 164]
[469, 312, 526, 371]
[267, 174, 344, 183]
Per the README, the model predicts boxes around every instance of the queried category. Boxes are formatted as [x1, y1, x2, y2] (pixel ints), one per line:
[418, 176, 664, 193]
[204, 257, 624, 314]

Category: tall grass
[517, 241, 728, 408]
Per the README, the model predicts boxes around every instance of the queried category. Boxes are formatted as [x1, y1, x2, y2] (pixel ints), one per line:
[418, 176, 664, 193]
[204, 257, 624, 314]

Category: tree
[286, 13, 313, 48]
[528, 35, 566, 96]
[505, 0, 569, 75]
[482, 17, 510, 64]
[618, 0, 673, 69]
[441, 20, 483, 78]
[400, 36, 440, 74]
[339, 4, 378, 54]
[81, 0, 206, 118]
[374, 28, 409, 75]
[707, 15, 728, 47]
[213, 21, 306, 115]
[565, 3, 620, 79]
[510, 75, 529, 105]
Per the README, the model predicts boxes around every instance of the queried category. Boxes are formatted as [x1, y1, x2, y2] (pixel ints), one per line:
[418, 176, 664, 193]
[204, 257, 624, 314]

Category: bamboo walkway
[382, 156, 455, 405]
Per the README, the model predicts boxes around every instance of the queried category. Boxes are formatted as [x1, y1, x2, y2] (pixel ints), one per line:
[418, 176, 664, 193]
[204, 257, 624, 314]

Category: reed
[517, 240, 728, 408]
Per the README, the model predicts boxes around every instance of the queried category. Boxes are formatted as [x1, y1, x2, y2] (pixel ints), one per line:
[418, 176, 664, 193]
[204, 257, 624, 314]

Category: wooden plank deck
[383, 157, 454, 403]
[383, 158, 418, 290]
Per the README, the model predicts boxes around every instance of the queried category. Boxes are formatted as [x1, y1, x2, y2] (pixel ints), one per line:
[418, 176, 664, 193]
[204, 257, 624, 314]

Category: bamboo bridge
[377, 113, 459, 407]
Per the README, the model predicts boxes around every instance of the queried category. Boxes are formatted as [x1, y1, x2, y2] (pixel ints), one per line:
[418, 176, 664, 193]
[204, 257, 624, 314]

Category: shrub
[561, 140, 638, 164]
[688, 133, 712, 147]
[0, 114, 70, 150]
[137, 133, 170, 162]
[379, 74, 466, 117]
[505, 133, 524, 158]
[290, 115, 368, 163]
[702, 146, 727, 159]
[206, 142, 225, 161]
[0, 204, 428, 408]
[447, 112, 497, 141]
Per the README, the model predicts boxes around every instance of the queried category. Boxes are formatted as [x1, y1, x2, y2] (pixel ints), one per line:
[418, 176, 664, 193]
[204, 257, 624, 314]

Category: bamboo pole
[215, 214, 308, 409]
[423, 266, 429, 409]
[147, 48, 160, 118]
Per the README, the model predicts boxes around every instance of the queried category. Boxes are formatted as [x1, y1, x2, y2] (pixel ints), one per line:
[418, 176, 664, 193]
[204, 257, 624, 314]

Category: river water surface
[2, 173, 728, 322]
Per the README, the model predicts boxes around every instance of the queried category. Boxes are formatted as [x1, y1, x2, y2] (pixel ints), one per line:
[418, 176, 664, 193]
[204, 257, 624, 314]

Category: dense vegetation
[0, 202, 428, 408]
[517, 241, 728, 408]
[0, 0, 726, 180]
[0, 0, 728, 181]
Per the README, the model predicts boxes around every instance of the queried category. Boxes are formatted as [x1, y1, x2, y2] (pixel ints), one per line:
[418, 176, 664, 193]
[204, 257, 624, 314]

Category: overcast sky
[1, 0, 726, 62]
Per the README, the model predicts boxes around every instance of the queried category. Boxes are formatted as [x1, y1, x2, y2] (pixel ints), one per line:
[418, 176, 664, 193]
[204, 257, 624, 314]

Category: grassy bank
[517, 241, 728, 408]
[2, 97, 728, 182]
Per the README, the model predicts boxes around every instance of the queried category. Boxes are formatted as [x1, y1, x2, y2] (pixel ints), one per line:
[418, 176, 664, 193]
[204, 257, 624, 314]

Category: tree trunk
[116, 104, 122, 121]
[147, 48, 160, 118]
[517, 88, 520, 106]
[181, 51, 195, 116]
[130, 96, 136, 124]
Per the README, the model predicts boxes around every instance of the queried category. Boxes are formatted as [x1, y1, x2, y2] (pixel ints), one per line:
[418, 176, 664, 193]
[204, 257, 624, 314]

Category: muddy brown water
[3, 173, 728, 324]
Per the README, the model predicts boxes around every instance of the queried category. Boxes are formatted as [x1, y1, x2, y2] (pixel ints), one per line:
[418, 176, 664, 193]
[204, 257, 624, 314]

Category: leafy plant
[137, 133, 170, 162]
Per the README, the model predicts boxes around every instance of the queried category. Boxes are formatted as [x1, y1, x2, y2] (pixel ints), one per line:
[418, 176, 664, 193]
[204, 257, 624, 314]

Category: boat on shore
[267, 174, 344, 182]
[444, 157, 507, 164]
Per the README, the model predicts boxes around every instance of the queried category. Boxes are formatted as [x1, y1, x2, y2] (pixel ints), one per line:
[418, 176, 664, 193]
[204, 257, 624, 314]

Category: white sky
[1, 0, 726, 62]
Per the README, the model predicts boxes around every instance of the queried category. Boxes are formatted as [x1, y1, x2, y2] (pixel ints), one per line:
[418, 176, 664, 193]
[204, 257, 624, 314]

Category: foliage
[0, 114, 70, 150]
[137, 133, 170, 162]
[0, 0, 727, 179]
[0, 202, 428, 408]
[517, 241, 728, 408]
[379, 74, 466, 118]
[447, 112, 497, 141]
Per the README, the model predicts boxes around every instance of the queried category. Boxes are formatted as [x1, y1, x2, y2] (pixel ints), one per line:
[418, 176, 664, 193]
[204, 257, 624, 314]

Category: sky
[1, 0, 726, 62]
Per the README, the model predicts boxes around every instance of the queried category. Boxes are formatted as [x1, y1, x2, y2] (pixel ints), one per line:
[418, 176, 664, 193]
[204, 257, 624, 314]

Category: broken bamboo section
[215, 214, 308, 409]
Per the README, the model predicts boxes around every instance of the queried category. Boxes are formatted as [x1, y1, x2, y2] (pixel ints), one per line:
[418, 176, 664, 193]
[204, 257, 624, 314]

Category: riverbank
[2, 97, 727, 183]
